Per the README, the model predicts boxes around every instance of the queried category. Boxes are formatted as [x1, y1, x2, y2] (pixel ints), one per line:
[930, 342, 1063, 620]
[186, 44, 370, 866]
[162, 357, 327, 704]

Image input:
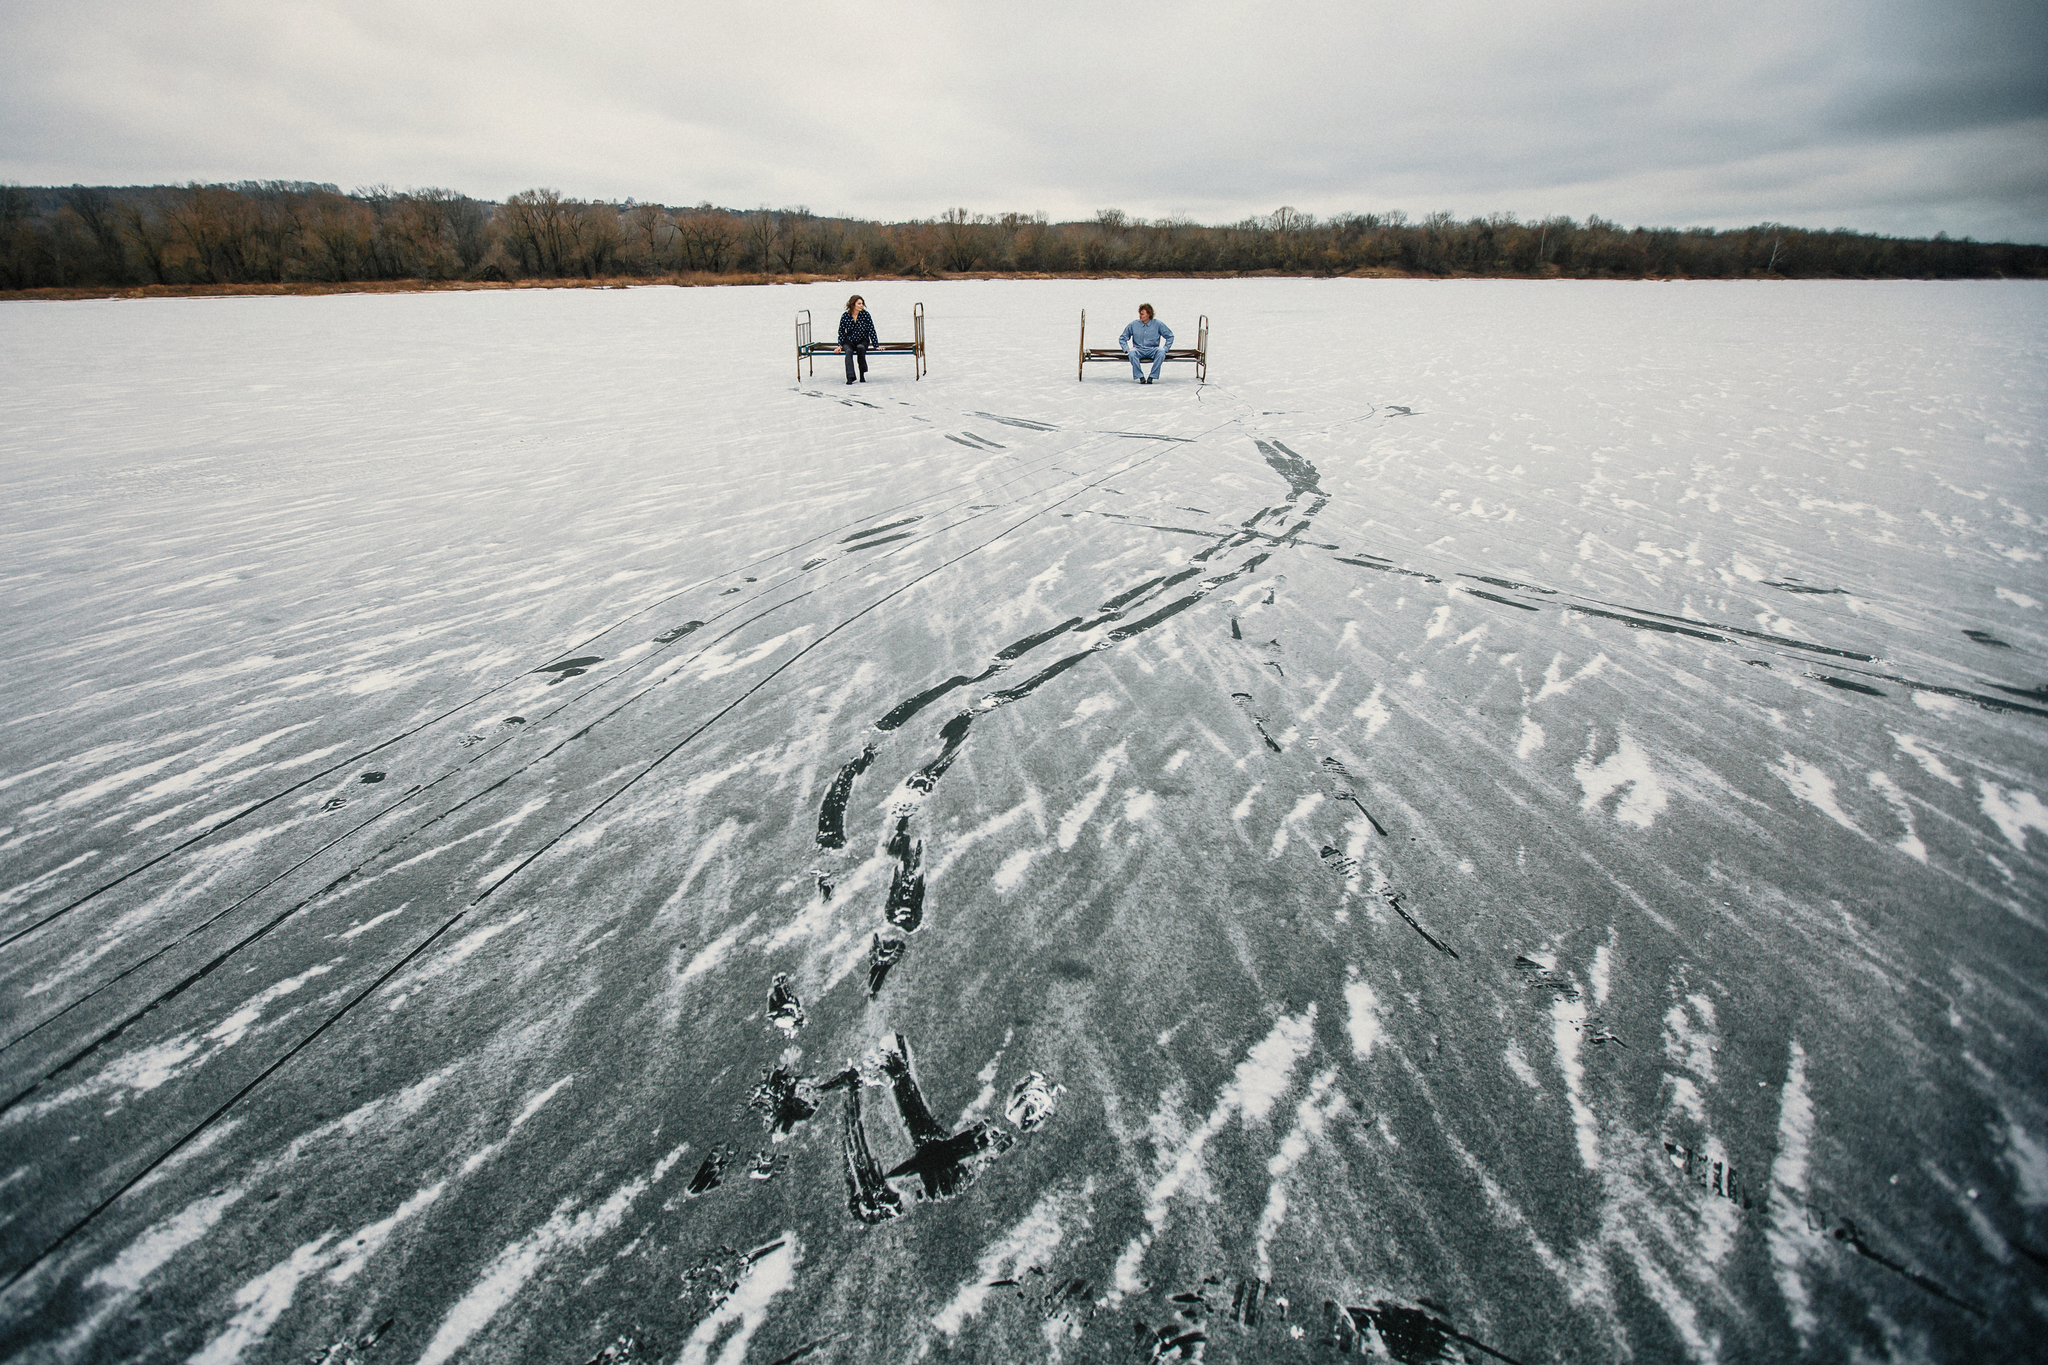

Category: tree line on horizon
[3, 181, 2043, 291]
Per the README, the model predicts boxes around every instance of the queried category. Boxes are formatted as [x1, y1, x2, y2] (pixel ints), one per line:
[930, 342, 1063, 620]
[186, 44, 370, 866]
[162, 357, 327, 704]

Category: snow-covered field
[1, 277, 2044, 1364]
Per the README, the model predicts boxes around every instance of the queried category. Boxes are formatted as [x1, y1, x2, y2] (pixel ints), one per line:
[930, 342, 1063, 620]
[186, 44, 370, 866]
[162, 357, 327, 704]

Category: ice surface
[0, 278, 2044, 1361]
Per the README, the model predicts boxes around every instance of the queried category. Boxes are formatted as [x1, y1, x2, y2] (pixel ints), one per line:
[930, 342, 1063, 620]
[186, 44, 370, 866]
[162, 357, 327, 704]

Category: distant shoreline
[8, 266, 2043, 303]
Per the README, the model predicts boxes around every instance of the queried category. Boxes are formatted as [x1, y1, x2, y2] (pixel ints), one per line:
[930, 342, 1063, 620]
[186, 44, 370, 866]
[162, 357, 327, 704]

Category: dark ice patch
[995, 616, 1085, 661]
[1336, 555, 1441, 585]
[1565, 606, 1726, 642]
[1463, 588, 1539, 612]
[876, 667, 1002, 732]
[533, 655, 602, 683]
[1514, 955, 1579, 1000]
[1253, 439, 1324, 502]
[884, 816, 926, 932]
[834, 1075, 904, 1224]
[867, 933, 905, 999]
[817, 744, 878, 849]
[1964, 629, 2011, 648]
[687, 1148, 728, 1195]
[1332, 1300, 1529, 1364]
[1462, 574, 1556, 595]
[1808, 674, 1888, 697]
[765, 973, 806, 1034]
[1231, 693, 1283, 753]
[749, 1063, 819, 1135]
[843, 517, 922, 543]
[1387, 891, 1457, 958]
[880, 1034, 1013, 1200]
[653, 621, 705, 644]
[971, 411, 1058, 431]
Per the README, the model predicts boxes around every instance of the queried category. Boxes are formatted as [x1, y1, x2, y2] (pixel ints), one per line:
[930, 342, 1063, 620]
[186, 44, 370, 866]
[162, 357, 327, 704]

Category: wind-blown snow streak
[1767, 1040, 1818, 1347]
[933, 1184, 1086, 1337]
[1575, 731, 1669, 829]
[1109, 1006, 1318, 1300]
[676, 1235, 799, 1365]
[418, 1141, 690, 1365]
[1253, 1068, 1344, 1280]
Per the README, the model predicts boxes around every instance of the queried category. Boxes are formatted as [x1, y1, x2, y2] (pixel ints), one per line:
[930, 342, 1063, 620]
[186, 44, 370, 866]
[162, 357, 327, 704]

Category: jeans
[843, 345, 869, 381]
[1127, 343, 1167, 379]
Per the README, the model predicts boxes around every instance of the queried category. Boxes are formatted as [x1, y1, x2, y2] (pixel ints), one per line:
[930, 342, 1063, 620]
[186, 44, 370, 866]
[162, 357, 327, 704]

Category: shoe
[846, 378, 855, 385]
[859, 376, 866, 383]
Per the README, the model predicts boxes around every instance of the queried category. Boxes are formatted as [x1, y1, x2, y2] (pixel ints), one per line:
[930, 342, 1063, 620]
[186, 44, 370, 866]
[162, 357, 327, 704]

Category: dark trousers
[843, 346, 868, 380]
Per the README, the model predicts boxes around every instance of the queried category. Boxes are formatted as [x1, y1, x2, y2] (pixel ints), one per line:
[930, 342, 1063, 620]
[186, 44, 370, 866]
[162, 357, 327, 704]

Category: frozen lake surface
[1, 277, 2044, 1363]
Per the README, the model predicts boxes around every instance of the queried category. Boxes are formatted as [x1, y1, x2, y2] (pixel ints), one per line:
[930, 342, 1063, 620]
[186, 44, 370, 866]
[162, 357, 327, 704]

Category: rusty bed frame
[796, 302, 926, 382]
[1078, 310, 1208, 381]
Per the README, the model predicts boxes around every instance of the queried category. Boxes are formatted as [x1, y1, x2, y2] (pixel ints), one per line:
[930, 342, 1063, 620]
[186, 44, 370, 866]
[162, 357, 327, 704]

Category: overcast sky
[4, 0, 2044, 241]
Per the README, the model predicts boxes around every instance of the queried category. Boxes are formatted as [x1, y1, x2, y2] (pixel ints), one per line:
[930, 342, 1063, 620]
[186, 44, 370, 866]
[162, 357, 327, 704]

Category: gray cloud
[2, 0, 2042, 241]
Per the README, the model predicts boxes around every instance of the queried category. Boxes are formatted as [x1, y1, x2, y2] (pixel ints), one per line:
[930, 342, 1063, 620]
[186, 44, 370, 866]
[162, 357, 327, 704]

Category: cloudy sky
[4, 0, 2044, 241]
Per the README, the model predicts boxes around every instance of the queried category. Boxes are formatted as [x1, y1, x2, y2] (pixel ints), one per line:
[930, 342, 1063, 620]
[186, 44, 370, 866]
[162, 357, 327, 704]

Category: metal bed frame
[796, 302, 926, 382]
[1078, 310, 1208, 381]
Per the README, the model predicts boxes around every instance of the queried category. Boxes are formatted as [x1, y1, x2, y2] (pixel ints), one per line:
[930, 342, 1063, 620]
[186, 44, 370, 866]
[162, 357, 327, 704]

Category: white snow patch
[325, 1181, 446, 1284]
[1503, 1039, 1541, 1090]
[1515, 717, 1544, 760]
[1352, 684, 1391, 738]
[1663, 994, 1718, 1082]
[336, 903, 408, 941]
[1770, 755, 1862, 837]
[1768, 1040, 1818, 1348]
[1056, 744, 1127, 851]
[1344, 973, 1384, 1059]
[2006, 1123, 2048, 1208]
[1574, 730, 1670, 828]
[1978, 779, 2048, 852]
[1867, 772, 1927, 862]
[692, 628, 807, 680]
[1063, 693, 1118, 726]
[1536, 652, 1608, 703]
[1425, 605, 1451, 639]
[679, 914, 759, 982]
[674, 817, 743, 902]
[933, 1186, 1082, 1336]
[1269, 793, 1323, 858]
[1891, 732, 1963, 788]
[441, 912, 528, 970]
[1254, 1068, 1344, 1280]
[992, 847, 1040, 892]
[1996, 587, 2040, 610]
[1108, 1007, 1318, 1301]
[1551, 983, 1600, 1169]
[89, 1188, 245, 1294]
[418, 1176, 656, 1365]
[676, 1236, 799, 1365]
[184, 1233, 337, 1365]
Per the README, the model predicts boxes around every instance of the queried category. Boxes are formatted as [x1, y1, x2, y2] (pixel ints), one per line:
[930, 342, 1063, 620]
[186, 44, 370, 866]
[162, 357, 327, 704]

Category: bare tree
[772, 207, 813, 273]
[64, 186, 129, 282]
[121, 198, 176, 284]
[627, 203, 675, 272]
[677, 207, 736, 272]
[502, 188, 576, 276]
[739, 209, 777, 272]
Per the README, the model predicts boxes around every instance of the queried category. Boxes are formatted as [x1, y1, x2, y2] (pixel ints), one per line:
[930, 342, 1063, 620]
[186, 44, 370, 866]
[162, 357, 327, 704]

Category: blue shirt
[1119, 316, 1174, 350]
